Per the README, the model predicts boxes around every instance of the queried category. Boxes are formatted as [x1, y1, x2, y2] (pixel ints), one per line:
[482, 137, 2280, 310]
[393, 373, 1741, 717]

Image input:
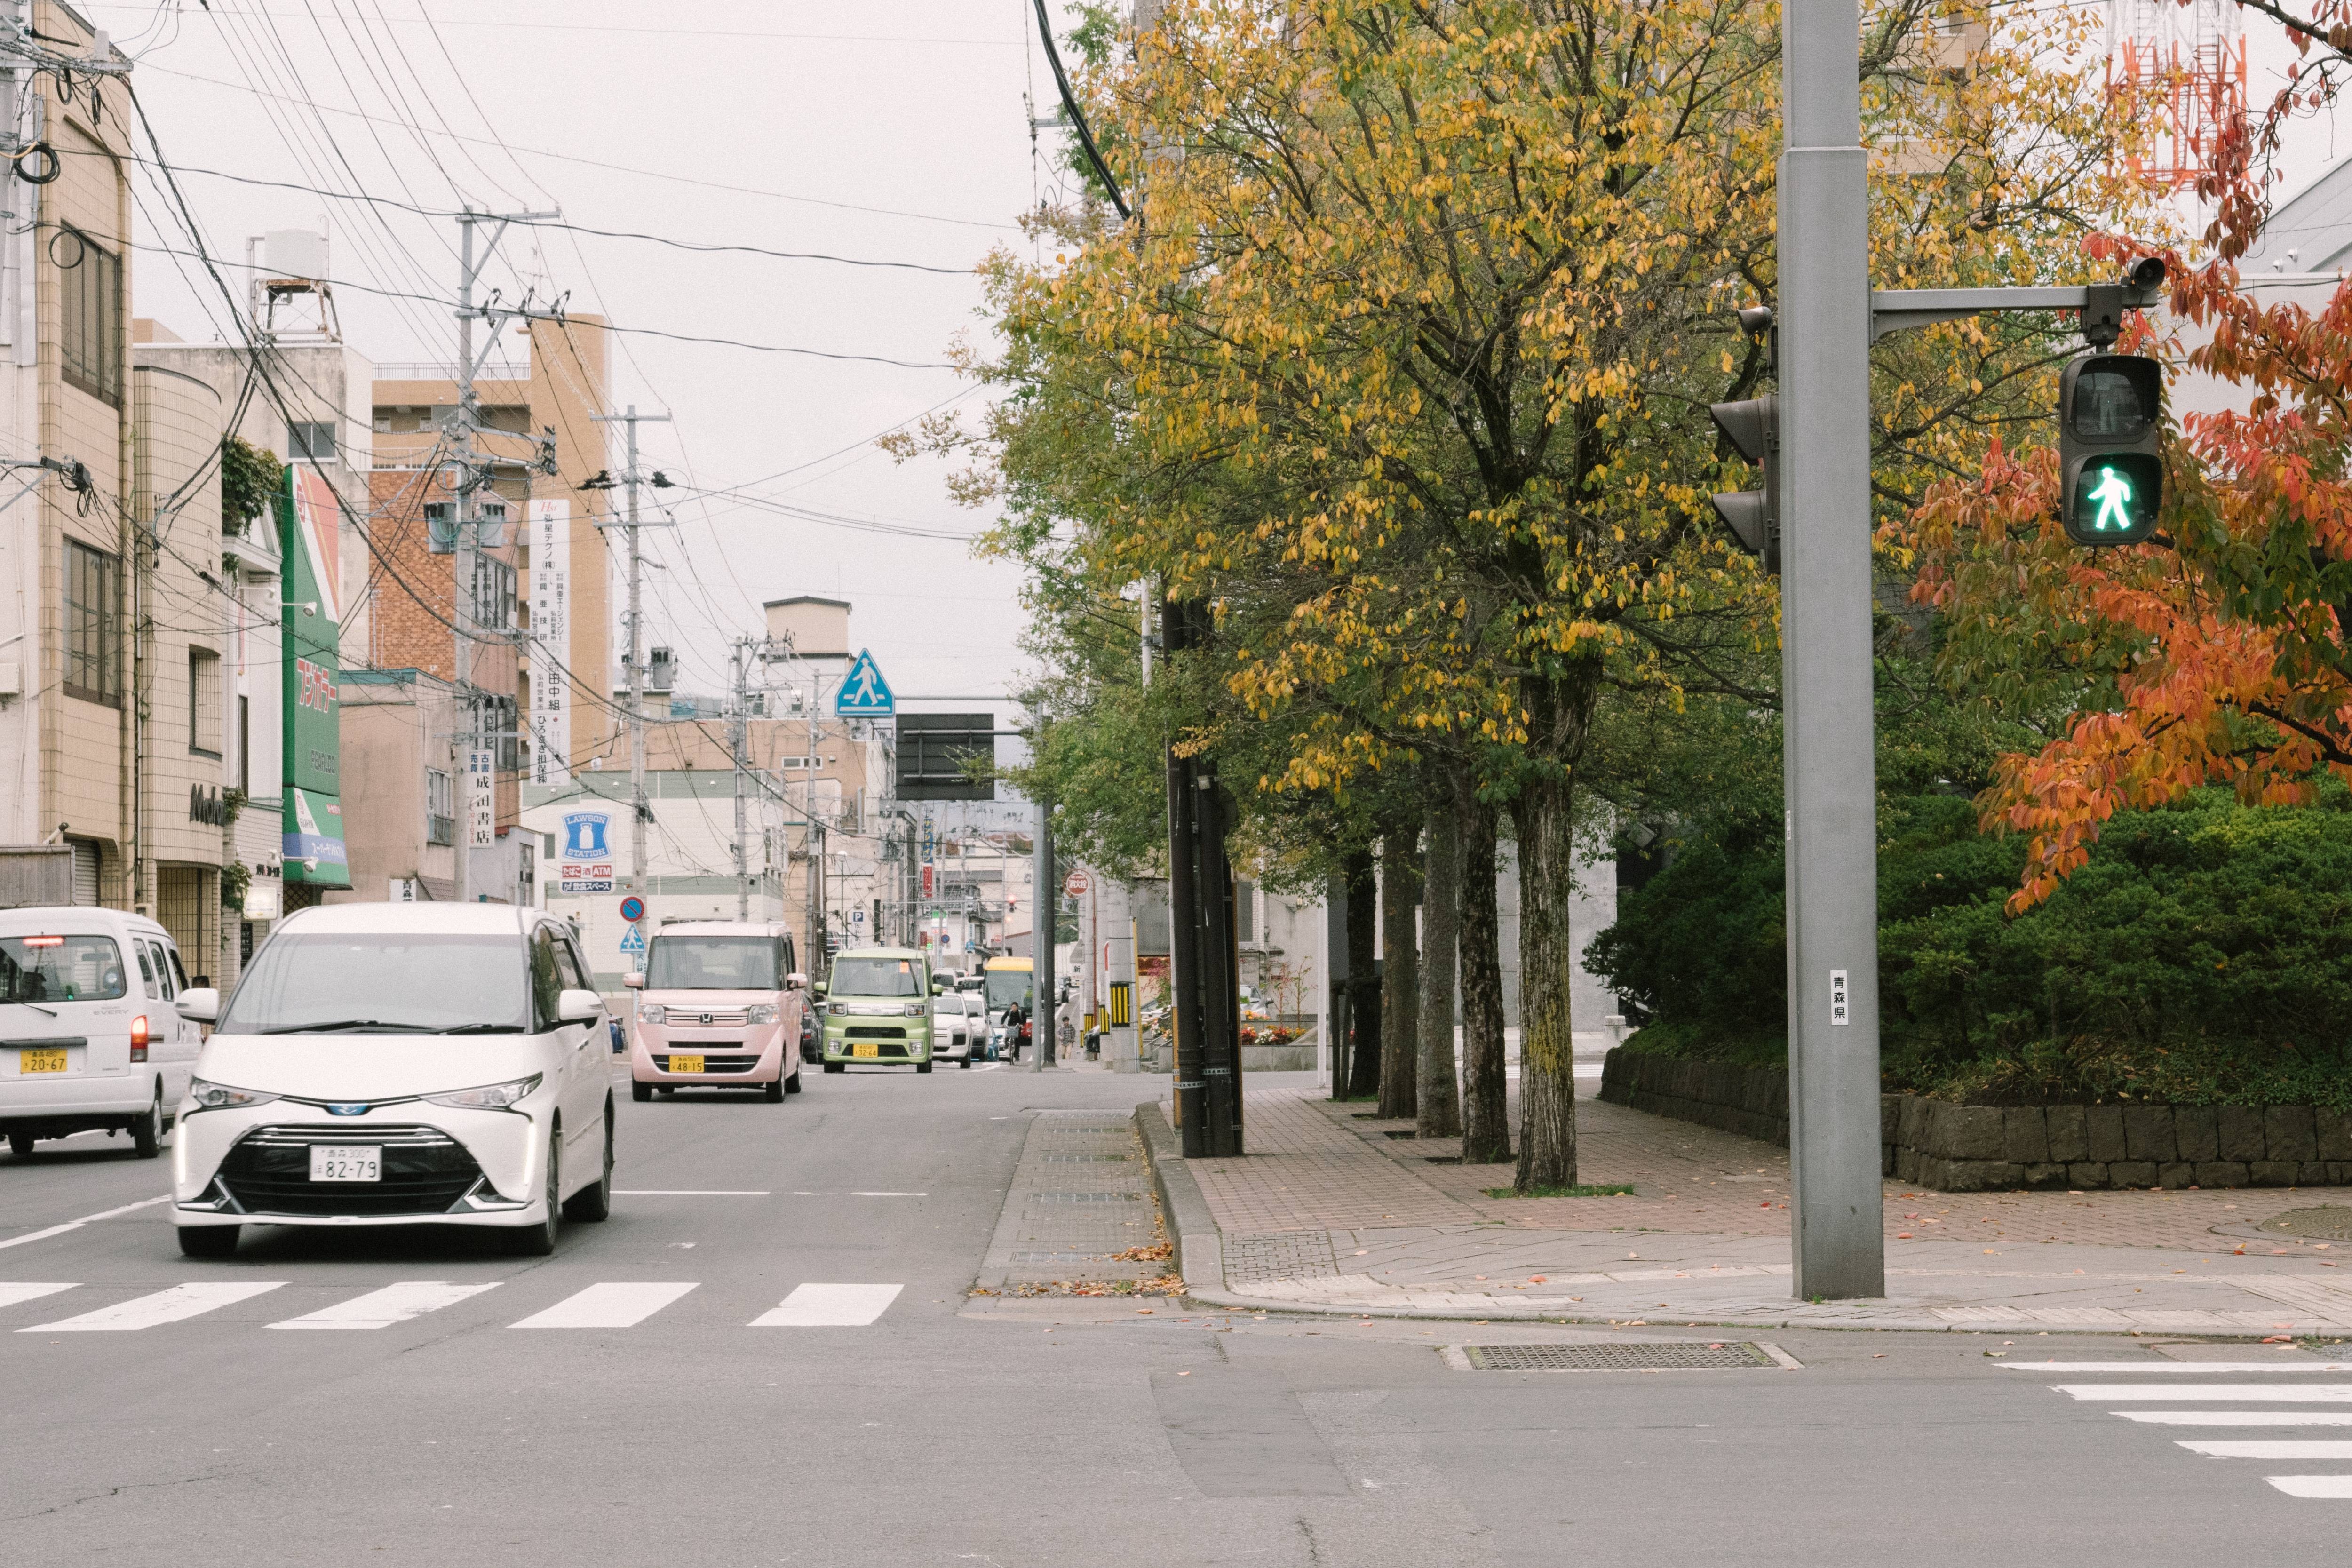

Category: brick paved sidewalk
[1153, 1082, 2352, 1334]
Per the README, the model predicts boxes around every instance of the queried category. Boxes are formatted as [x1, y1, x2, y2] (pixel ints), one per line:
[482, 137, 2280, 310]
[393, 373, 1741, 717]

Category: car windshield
[647, 935, 779, 990]
[830, 956, 922, 997]
[217, 932, 530, 1035]
[985, 969, 1032, 1013]
[0, 935, 126, 1003]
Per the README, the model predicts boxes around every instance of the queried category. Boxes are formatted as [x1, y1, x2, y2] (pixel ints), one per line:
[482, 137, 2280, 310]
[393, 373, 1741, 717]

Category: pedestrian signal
[1707, 395, 1779, 574]
[2058, 355, 2162, 547]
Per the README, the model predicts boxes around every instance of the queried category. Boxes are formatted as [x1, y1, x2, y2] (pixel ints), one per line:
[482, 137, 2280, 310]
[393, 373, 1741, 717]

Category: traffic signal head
[2058, 354, 2162, 547]
[1708, 394, 1779, 574]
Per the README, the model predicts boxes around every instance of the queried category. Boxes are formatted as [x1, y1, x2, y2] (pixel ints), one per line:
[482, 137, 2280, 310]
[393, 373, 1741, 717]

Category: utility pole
[1031, 717, 1054, 1072]
[590, 405, 670, 897]
[729, 634, 751, 921]
[449, 207, 558, 905]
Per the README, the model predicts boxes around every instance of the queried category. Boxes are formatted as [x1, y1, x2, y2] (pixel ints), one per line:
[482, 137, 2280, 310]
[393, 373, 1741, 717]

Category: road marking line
[848, 1192, 926, 1197]
[21, 1281, 285, 1332]
[2265, 1476, 2352, 1498]
[269, 1282, 500, 1331]
[0, 1194, 173, 1252]
[512, 1281, 699, 1329]
[0, 1283, 77, 1310]
[2180, 1440, 2352, 1458]
[2004, 1362, 2352, 1374]
[612, 1190, 771, 1196]
[2117, 1411, 2352, 1426]
[750, 1282, 902, 1327]
[2055, 1385, 2352, 1401]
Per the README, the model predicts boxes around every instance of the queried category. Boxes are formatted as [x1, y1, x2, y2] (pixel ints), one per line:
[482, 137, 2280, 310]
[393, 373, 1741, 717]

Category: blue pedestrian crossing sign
[619, 924, 646, 956]
[834, 648, 895, 716]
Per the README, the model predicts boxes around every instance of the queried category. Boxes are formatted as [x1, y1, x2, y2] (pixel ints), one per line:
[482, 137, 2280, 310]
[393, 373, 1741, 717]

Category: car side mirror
[786, 972, 808, 991]
[557, 987, 604, 1025]
[176, 987, 220, 1024]
[623, 971, 645, 989]
[811, 982, 827, 999]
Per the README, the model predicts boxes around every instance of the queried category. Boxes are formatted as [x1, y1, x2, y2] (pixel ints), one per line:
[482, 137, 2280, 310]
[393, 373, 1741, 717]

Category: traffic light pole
[1779, 0, 1883, 1302]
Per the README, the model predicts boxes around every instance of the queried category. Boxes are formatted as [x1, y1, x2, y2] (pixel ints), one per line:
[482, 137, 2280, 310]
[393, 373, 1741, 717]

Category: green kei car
[817, 947, 945, 1074]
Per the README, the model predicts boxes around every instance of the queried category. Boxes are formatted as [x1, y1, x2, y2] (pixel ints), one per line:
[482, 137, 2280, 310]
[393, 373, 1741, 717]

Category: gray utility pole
[1032, 767, 1055, 1072]
[450, 207, 558, 906]
[589, 406, 670, 896]
[729, 634, 752, 921]
[1776, 1, 2170, 1301]
[1777, 0, 1881, 1301]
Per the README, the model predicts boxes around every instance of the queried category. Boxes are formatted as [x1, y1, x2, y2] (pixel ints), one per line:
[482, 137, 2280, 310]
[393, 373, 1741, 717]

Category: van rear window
[0, 936, 127, 1003]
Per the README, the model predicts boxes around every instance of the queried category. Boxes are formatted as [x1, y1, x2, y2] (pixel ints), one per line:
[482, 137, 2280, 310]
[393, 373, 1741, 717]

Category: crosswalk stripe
[511, 1282, 697, 1329]
[2003, 1362, 2352, 1374]
[2054, 1385, 2352, 1402]
[2265, 1476, 2352, 1499]
[269, 1282, 501, 1331]
[20, 1282, 285, 1332]
[2179, 1440, 2352, 1459]
[750, 1282, 902, 1327]
[0, 1283, 77, 1311]
[2117, 1411, 2352, 1426]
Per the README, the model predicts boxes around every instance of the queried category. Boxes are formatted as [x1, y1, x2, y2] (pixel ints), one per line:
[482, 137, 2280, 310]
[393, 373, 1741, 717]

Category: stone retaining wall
[1598, 1047, 2352, 1193]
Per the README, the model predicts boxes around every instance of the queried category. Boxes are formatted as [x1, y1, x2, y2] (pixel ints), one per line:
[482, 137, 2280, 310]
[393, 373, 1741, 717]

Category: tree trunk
[1343, 848, 1381, 1099]
[1376, 818, 1421, 1120]
[1456, 770, 1510, 1164]
[1510, 661, 1603, 1191]
[1416, 798, 1462, 1139]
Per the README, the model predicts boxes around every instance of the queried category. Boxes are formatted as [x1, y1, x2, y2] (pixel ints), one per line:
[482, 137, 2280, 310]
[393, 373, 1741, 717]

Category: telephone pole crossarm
[1869, 279, 2164, 341]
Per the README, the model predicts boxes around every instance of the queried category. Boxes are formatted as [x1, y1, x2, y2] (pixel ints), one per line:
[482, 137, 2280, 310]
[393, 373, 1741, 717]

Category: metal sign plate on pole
[834, 650, 895, 716]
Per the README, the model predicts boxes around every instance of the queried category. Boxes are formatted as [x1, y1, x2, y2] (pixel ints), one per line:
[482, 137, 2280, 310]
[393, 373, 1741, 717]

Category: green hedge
[1585, 789, 2352, 1108]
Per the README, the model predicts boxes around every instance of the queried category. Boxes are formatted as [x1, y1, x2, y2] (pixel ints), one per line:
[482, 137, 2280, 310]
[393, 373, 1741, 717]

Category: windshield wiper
[258, 1019, 438, 1035]
[3, 1000, 57, 1017]
[437, 1023, 525, 1035]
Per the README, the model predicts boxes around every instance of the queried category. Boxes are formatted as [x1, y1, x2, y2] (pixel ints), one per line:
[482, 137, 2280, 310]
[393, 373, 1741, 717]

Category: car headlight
[747, 1003, 779, 1025]
[903, 1003, 923, 1018]
[422, 1073, 543, 1111]
[638, 1003, 667, 1024]
[828, 1002, 847, 1017]
[189, 1078, 278, 1112]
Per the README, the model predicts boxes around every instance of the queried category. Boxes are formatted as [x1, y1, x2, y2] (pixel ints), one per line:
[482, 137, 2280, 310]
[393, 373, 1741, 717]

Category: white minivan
[0, 907, 202, 1160]
[170, 902, 614, 1259]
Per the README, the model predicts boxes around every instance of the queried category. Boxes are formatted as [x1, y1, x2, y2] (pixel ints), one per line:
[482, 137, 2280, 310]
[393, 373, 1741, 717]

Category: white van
[171, 902, 614, 1258]
[0, 907, 202, 1160]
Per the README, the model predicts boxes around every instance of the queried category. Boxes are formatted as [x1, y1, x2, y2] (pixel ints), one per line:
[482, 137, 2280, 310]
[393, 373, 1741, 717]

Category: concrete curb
[1127, 1098, 2352, 1336]
[1134, 1100, 1222, 1296]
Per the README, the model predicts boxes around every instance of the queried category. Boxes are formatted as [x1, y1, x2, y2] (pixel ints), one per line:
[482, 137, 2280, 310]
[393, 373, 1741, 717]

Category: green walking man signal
[2058, 350, 2162, 549]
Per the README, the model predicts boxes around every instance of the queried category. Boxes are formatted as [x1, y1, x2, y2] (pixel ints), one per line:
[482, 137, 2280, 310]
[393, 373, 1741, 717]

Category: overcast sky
[95, 0, 1092, 716]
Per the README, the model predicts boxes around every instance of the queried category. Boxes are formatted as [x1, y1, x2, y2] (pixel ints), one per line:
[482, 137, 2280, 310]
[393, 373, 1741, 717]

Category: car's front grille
[653, 1054, 758, 1074]
[668, 1007, 750, 1027]
[217, 1124, 485, 1217]
[844, 1026, 908, 1040]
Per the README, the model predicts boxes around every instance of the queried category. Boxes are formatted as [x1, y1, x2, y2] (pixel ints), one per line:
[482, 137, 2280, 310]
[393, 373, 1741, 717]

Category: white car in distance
[930, 991, 978, 1067]
[170, 903, 614, 1259]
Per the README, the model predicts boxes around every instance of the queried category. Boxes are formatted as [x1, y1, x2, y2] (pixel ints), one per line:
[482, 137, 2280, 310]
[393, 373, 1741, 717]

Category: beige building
[0, 16, 193, 934]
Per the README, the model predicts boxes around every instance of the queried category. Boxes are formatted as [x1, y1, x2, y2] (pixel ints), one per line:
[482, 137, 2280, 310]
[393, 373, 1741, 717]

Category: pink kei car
[625, 922, 810, 1103]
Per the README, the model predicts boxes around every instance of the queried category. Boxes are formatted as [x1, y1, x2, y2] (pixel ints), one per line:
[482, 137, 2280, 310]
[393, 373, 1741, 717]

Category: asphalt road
[1, 1062, 2345, 1567]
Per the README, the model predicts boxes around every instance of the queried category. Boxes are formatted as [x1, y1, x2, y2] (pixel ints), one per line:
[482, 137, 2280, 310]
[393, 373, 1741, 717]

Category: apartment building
[357, 318, 614, 905]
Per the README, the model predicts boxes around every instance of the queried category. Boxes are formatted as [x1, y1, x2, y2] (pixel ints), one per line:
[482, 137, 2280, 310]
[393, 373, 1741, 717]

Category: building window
[289, 421, 336, 463]
[63, 538, 119, 706]
[188, 648, 222, 756]
[482, 692, 520, 772]
[58, 228, 123, 406]
[473, 556, 516, 631]
[426, 768, 454, 846]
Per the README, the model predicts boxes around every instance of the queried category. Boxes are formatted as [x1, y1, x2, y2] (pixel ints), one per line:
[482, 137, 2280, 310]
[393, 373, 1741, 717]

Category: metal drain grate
[1031, 1191, 1147, 1203]
[1457, 1341, 1783, 1371]
[1041, 1154, 1132, 1162]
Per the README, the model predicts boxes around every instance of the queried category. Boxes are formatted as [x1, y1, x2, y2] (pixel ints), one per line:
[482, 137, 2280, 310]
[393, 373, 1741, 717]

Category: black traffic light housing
[2058, 354, 2162, 548]
[1709, 394, 1779, 574]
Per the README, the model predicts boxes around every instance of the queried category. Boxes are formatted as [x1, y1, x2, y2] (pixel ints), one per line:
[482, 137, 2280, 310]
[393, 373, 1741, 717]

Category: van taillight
[130, 1015, 149, 1062]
